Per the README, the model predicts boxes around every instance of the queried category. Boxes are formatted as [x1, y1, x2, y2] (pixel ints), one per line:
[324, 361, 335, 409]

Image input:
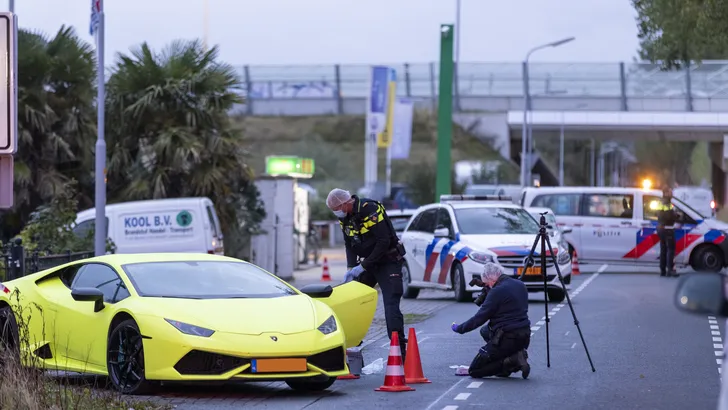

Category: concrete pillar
[709, 140, 727, 208]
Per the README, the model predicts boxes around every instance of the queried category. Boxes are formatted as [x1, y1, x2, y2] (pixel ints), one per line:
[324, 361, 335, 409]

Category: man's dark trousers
[658, 228, 675, 275]
[357, 259, 406, 358]
[469, 326, 530, 378]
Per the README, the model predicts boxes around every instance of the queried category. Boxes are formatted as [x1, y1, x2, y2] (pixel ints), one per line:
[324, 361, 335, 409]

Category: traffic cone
[571, 250, 581, 275]
[375, 331, 414, 392]
[404, 328, 431, 384]
[321, 257, 331, 281]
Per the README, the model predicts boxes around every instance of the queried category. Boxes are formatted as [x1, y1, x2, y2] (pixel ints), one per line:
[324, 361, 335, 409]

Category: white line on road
[709, 316, 724, 378]
[434, 266, 605, 407]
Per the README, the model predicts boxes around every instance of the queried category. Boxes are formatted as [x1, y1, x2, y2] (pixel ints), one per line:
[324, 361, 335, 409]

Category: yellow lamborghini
[0, 253, 378, 394]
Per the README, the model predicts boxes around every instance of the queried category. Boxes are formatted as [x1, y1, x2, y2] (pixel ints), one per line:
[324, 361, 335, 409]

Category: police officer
[452, 263, 531, 379]
[326, 189, 408, 359]
[657, 186, 679, 277]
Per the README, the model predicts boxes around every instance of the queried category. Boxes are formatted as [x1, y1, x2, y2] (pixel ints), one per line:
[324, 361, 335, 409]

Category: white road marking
[454, 393, 471, 401]
[710, 316, 724, 378]
[437, 266, 605, 406]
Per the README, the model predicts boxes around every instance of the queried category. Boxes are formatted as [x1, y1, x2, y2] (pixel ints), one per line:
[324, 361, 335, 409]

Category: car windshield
[389, 215, 412, 231]
[121, 261, 298, 299]
[528, 212, 556, 227]
[673, 196, 709, 219]
[455, 207, 539, 235]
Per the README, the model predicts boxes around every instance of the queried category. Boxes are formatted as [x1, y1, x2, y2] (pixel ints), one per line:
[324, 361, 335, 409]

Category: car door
[581, 192, 639, 263]
[403, 208, 437, 283]
[54, 263, 131, 370]
[311, 281, 378, 348]
[432, 208, 457, 285]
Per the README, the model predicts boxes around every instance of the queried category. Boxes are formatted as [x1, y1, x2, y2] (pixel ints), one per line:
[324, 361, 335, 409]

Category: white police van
[520, 186, 728, 272]
[400, 195, 572, 303]
[74, 197, 224, 255]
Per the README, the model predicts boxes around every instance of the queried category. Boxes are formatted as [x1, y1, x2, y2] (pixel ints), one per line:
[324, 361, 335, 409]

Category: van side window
[643, 195, 661, 221]
[586, 194, 634, 218]
[206, 206, 220, 237]
[531, 194, 581, 216]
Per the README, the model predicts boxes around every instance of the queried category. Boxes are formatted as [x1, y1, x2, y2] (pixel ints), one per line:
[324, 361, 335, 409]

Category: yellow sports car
[0, 253, 378, 394]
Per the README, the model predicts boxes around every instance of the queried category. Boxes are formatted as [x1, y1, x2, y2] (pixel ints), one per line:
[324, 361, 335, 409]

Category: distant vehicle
[521, 186, 728, 272]
[524, 206, 573, 254]
[74, 197, 224, 255]
[400, 195, 571, 303]
[386, 209, 417, 239]
[0, 253, 377, 394]
[464, 184, 522, 204]
[673, 186, 716, 218]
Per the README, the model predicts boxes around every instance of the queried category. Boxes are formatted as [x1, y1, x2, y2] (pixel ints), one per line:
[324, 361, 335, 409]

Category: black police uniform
[339, 195, 408, 358]
[453, 275, 531, 378]
[656, 197, 678, 277]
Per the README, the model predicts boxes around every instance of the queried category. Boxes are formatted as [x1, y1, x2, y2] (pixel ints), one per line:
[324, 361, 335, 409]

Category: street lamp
[520, 36, 575, 187]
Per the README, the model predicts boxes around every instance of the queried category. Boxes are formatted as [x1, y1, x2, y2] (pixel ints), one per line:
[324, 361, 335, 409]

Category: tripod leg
[540, 232, 550, 368]
[518, 231, 542, 281]
[543, 234, 597, 372]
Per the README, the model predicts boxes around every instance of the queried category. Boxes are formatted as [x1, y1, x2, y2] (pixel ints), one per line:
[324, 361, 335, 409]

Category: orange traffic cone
[571, 250, 581, 275]
[404, 328, 431, 384]
[375, 331, 415, 392]
[321, 257, 331, 281]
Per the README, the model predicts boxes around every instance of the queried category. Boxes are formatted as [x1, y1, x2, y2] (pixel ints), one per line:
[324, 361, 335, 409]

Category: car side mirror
[434, 227, 450, 238]
[299, 283, 333, 298]
[71, 287, 105, 312]
[674, 273, 728, 317]
[562, 227, 573, 234]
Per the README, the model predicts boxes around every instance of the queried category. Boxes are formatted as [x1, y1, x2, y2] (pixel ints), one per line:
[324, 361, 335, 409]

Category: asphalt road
[136, 265, 723, 410]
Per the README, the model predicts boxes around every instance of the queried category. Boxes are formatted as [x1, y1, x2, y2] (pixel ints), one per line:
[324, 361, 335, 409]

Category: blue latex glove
[343, 265, 365, 283]
[451, 323, 459, 333]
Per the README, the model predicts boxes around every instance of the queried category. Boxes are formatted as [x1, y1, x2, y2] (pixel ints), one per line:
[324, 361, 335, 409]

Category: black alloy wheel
[107, 319, 153, 395]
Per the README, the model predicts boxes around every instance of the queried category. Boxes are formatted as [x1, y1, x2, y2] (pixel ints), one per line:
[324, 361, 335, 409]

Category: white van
[673, 186, 716, 218]
[520, 186, 728, 272]
[74, 197, 224, 255]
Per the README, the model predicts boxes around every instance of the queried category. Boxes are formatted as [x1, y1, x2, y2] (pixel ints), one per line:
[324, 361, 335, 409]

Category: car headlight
[318, 315, 337, 335]
[469, 251, 494, 264]
[557, 250, 571, 265]
[164, 319, 215, 337]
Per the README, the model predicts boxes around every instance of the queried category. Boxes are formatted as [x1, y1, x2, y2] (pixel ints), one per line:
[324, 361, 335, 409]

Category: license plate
[515, 266, 542, 276]
[251, 358, 307, 373]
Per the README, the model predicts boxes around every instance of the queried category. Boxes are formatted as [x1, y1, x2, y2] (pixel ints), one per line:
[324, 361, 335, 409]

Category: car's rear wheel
[402, 262, 420, 299]
[286, 375, 336, 391]
[0, 306, 19, 367]
[107, 319, 154, 395]
[452, 263, 470, 302]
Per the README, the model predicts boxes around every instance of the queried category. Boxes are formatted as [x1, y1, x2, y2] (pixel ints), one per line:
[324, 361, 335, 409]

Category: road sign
[0, 154, 12, 209]
[0, 13, 16, 155]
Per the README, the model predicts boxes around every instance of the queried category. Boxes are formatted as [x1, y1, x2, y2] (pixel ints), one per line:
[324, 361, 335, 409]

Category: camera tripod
[518, 211, 596, 372]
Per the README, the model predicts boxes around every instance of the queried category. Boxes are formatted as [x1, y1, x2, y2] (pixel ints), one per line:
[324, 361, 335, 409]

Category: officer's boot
[515, 350, 530, 379]
[400, 337, 407, 364]
[497, 357, 514, 377]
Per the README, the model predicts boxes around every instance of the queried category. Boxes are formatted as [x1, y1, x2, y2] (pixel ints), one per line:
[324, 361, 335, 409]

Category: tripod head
[538, 211, 550, 235]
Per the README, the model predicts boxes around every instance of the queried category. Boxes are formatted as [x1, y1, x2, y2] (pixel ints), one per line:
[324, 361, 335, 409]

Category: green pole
[435, 24, 454, 203]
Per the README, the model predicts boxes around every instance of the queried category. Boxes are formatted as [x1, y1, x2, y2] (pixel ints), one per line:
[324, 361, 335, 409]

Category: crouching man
[451, 262, 531, 379]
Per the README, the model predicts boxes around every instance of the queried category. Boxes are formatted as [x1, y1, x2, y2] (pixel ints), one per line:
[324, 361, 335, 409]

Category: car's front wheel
[452, 263, 470, 302]
[547, 288, 566, 303]
[286, 375, 336, 391]
[107, 319, 155, 395]
[402, 262, 420, 299]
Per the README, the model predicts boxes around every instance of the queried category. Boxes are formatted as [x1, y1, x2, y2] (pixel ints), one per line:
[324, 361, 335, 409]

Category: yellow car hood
[143, 295, 322, 335]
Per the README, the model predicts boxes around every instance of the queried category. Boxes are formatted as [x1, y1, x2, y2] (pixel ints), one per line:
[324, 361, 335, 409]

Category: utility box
[250, 176, 310, 280]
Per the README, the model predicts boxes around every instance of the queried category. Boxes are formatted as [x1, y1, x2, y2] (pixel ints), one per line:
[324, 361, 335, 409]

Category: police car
[520, 186, 728, 272]
[400, 195, 572, 303]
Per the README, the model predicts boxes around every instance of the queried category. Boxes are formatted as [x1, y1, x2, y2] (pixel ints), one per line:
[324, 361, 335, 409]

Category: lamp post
[520, 37, 575, 187]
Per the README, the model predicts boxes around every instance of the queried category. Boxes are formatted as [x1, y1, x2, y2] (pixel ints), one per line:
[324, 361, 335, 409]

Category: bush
[0, 289, 170, 410]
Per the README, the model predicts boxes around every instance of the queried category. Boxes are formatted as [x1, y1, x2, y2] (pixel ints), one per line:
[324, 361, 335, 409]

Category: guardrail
[0, 239, 95, 281]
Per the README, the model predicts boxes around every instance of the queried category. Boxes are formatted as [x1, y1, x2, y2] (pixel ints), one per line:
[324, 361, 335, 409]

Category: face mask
[333, 210, 347, 218]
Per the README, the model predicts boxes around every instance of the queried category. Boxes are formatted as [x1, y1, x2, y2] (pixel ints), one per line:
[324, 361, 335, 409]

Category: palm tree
[104, 39, 263, 232]
[3, 26, 97, 236]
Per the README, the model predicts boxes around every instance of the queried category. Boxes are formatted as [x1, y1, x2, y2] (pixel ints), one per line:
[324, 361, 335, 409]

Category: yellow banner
[377, 74, 397, 148]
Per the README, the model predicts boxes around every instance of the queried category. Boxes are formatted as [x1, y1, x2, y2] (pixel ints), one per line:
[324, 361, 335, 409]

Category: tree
[633, 0, 728, 68]
[2, 26, 97, 238]
[104, 39, 265, 257]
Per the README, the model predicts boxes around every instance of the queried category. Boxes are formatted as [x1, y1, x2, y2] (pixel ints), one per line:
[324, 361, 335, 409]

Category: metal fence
[0, 240, 94, 281]
[237, 60, 728, 100]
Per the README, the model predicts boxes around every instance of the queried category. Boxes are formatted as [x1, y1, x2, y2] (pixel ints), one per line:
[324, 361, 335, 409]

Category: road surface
[134, 263, 722, 410]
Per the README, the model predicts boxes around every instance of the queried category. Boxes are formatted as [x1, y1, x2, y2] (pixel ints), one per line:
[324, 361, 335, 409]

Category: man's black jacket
[454, 275, 530, 334]
[339, 195, 397, 270]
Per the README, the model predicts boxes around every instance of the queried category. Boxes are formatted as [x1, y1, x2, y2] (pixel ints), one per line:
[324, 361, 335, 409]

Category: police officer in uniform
[326, 189, 408, 359]
[452, 263, 531, 379]
[656, 185, 679, 277]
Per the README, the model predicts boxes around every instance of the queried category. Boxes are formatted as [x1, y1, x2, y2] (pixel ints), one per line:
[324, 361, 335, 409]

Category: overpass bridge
[237, 61, 728, 203]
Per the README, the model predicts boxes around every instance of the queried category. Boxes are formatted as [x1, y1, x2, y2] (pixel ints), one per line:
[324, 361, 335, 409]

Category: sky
[15, 0, 640, 68]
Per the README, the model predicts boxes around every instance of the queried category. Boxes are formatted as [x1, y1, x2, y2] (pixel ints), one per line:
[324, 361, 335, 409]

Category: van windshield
[673, 197, 709, 219]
